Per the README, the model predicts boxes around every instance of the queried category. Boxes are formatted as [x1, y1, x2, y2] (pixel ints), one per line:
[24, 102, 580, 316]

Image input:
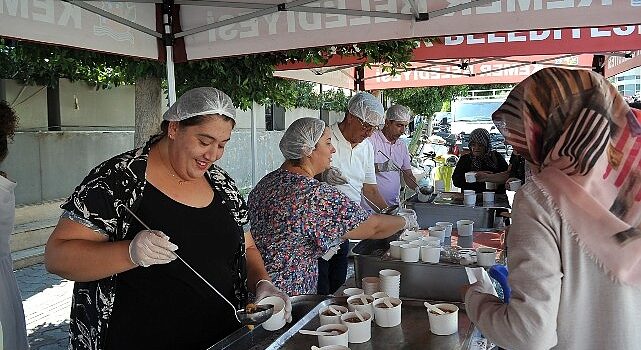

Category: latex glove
[128, 230, 179, 267]
[321, 244, 341, 261]
[322, 167, 348, 186]
[398, 209, 419, 230]
[255, 280, 292, 323]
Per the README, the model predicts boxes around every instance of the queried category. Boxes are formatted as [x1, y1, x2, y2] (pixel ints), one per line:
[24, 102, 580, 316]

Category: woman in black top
[45, 88, 291, 350]
[452, 128, 509, 193]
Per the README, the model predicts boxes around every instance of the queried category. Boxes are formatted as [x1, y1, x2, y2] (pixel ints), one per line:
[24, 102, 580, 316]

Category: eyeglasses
[354, 116, 379, 133]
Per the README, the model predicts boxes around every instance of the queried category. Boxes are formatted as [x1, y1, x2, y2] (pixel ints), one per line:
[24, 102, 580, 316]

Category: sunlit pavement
[15, 264, 72, 349]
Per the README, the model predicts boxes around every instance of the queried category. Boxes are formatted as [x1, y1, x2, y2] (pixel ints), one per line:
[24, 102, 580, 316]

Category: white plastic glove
[322, 167, 348, 186]
[128, 230, 179, 267]
[321, 244, 341, 261]
[255, 280, 292, 323]
[398, 209, 419, 231]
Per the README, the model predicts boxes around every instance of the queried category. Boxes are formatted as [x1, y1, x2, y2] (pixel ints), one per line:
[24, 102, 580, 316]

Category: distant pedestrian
[0, 100, 29, 350]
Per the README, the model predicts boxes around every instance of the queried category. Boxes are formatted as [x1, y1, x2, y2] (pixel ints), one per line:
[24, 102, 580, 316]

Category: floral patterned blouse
[248, 168, 368, 296]
[60, 135, 249, 350]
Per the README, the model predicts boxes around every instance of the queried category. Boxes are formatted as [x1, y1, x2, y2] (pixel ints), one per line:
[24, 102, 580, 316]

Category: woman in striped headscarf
[462, 68, 641, 350]
[452, 128, 509, 193]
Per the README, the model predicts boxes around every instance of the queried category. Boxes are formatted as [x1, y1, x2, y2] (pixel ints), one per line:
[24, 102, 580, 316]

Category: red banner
[364, 55, 594, 89]
[606, 50, 641, 78]
[276, 25, 641, 71]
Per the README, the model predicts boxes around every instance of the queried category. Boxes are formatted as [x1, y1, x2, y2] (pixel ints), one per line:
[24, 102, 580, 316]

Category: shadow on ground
[29, 321, 70, 349]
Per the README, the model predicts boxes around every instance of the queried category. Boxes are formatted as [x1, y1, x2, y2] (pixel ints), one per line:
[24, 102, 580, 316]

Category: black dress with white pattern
[60, 135, 249, 350]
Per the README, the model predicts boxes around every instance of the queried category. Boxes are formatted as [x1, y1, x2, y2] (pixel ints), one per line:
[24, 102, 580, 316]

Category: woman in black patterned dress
[44, 88, 291, 350]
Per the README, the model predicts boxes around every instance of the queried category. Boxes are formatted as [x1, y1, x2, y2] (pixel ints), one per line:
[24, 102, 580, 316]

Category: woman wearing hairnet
[463, 68, 641, 349]
[452, 128, 509, 193]
[45, 88, 290, 350]
[248, 117, 418, 296]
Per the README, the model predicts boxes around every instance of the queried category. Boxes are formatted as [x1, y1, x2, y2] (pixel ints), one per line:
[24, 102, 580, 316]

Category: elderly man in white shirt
[317, 92, 392, 295]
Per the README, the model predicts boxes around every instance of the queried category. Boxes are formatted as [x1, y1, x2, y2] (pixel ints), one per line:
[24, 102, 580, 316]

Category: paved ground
[16, 264, 73, 349]
[14, 262, 356, 349]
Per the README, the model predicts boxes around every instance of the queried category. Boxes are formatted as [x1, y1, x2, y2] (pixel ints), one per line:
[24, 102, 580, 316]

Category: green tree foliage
[384, 86, 468, 118]
[0, 38, 417, 111]
[0, 38, 162, 89]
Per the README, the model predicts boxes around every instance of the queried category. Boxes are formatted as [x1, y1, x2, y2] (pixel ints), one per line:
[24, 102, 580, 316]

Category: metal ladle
[120, 205, 273, 326]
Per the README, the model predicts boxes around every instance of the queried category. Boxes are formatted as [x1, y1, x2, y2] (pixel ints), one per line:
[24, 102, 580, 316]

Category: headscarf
[493, 67, 641, 287]
[468, 128, 496, 170]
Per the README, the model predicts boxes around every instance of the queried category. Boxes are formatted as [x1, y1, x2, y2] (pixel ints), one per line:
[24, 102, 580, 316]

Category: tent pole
[163, 7, 177, 105]
[251, 102, 258, 187]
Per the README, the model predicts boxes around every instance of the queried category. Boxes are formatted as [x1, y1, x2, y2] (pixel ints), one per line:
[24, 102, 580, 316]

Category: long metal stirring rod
[120, 205, 242, 322]
[344, 181, 384, 213]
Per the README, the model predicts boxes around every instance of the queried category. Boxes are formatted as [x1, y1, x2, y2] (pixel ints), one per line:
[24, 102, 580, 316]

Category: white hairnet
[347, 92, 385, 126]
[279, 118, 326, 160]
[385, 105, 411, 122]
[163, 87, 236, 121]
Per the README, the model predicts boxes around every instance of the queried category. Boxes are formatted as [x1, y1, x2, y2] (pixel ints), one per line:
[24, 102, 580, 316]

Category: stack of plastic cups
[361, 277, 380, 295]
[378, 269, 401, 298]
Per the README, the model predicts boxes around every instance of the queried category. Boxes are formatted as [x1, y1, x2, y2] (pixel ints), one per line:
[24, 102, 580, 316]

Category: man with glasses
[318, 92, 389, 295]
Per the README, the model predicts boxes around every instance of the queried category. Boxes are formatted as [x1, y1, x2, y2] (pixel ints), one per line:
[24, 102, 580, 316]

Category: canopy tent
[273, 24, 641, 89]
[2, 1, 640, 102]
[1, 1, 640, 184]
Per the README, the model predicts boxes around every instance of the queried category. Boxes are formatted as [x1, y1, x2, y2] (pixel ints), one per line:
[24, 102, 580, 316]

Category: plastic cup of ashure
[342, 287, 364, 297]
[400, 243, 420, 263]
[347, 294, 375, 320]
[421, 246, 441, 263]
[400, 230, 423, 241]
[373, 297, 402, 328]
[428, 226, 446, 244]
[465, 172, 477, 183]
[257, 296, 286, 331]
[319, 305, 349, 326]
[340, 311, 372, 343]
[388, 241, 404, 259]
[435, 222, 453, 237]
[482, 191, 495, 203]
[456, 220, 474, 237]
[371, 291, 389, 301]
[463, 193, 476, 206]
[361, 276, 380, 295]
[426, 303, 459, 336]
[316, 324, 349, 347]
[507, 179, 522, 191]
[485, 181, 497, 190]
[476, 247, 497, 267]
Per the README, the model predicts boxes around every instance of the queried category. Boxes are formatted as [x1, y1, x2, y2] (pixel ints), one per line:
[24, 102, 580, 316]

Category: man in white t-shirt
[318, 92, 388, 295]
